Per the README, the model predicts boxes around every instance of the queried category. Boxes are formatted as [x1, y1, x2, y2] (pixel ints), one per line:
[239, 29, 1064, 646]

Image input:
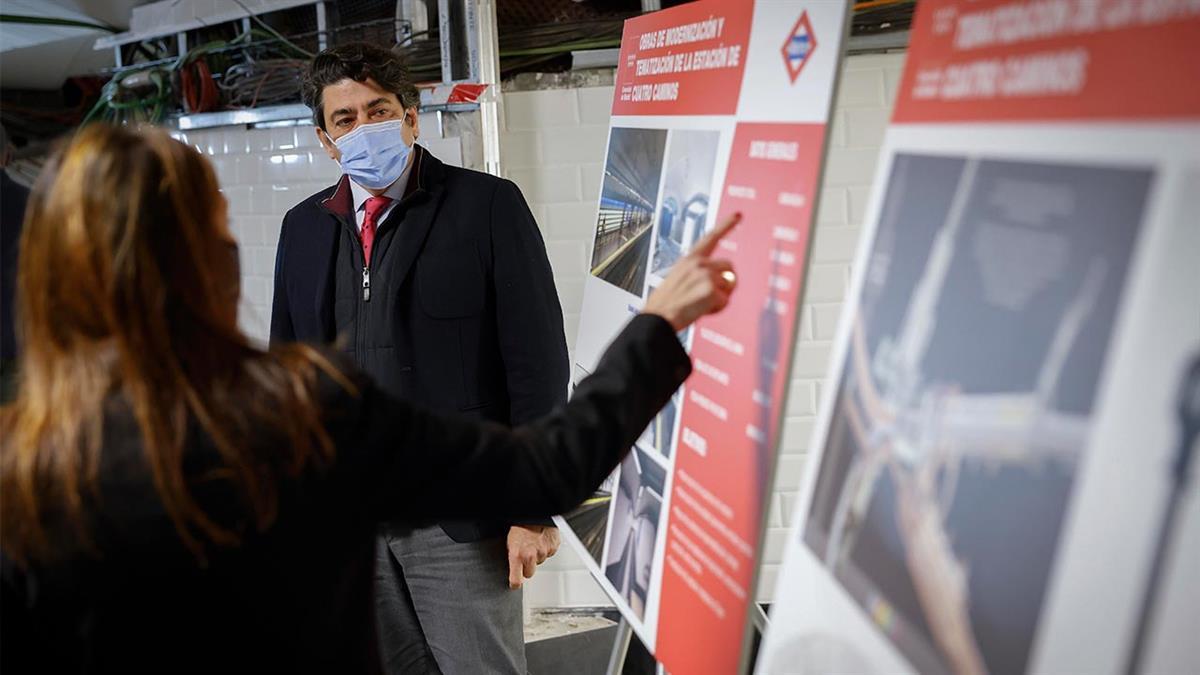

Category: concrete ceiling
[0, 0, 148, 90]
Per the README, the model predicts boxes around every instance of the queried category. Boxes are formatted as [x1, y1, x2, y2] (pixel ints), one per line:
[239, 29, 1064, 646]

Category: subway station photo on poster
[650, 129, 721, 281]
[590, 127, 667, 296]
[794, 154, 1152, 675]
[602, 448, 667, 621]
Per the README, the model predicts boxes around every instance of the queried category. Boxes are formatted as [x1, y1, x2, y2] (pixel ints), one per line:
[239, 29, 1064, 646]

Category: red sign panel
[611, 2, 755, 116]
[655, 122, 826, 675]
[893, 0, 1200, 123]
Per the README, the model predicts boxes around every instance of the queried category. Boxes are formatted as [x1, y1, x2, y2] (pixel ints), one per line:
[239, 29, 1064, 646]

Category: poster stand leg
[605, 617, 634, 675]
[1125, 355, 1200, 674]
[751, 603, 770, 634]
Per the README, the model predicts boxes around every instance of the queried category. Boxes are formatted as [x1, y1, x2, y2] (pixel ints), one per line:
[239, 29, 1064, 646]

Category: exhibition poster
[554, 1, 850, 673]
[758, 2, 1200, 674]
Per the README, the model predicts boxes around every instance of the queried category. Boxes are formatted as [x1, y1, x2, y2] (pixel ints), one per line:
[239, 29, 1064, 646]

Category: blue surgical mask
[333, 119, 412, 190]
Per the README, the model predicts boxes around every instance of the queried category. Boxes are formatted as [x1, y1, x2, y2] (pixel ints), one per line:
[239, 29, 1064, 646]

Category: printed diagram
[803, 155, 1152, 675]
[590, 127, 668, 296]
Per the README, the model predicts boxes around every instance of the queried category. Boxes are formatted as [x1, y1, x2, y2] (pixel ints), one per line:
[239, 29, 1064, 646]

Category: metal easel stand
[605, 617, 635, 675]
[752, 602, 770, 634]
[1125, 355, 1200, 674]
[602, 604, 770, 675]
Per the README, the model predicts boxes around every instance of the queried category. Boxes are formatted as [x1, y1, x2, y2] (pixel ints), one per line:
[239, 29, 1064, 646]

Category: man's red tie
[361, 196, 393, 266]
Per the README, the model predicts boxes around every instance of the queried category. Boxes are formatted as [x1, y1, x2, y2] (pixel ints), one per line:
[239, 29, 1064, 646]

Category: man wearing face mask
[270, 43, 569, 674]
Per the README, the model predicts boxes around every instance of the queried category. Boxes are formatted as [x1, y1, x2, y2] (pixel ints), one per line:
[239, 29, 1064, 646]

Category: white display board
[759, 2, 1200, 673]
[554, 2, 851, 673]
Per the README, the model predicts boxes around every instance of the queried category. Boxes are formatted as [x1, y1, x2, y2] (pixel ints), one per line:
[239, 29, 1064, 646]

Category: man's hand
[507, 525, 561, 589]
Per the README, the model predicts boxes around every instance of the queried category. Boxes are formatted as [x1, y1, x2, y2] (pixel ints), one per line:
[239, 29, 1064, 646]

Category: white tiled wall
[175, 119, 463, 344]
[174, 50, 905, 610]
[499, 84, 613, 358]
[171, 124, 340, 344]
[500, 51, 908, 608]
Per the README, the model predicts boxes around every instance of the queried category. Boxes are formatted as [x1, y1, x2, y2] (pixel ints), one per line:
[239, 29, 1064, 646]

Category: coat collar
[310, 145, 447, 340]
[318, 144, 442, 220]
[348, 164, 411, 215]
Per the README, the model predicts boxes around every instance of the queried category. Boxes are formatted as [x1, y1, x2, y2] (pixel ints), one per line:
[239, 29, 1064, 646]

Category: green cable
[228, 0, 313, 58]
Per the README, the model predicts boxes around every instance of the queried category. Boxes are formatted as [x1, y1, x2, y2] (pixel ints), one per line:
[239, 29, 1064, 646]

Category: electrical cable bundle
[80, 13, 315, 123]
[33, 2, 915, 133]
[498, 20, 625, 75]
[392, 19, 627, 82]
[0, 77, 104, 140]
[179, 57, 220, 113]
[393, 30, 441, 82]
[82, 67, 173, 125]
[218, 59, 309, 109]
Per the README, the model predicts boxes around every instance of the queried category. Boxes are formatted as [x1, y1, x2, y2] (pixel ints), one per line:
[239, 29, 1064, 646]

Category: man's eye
[372, 109, 388, 117]
[336, 119, 352, 128]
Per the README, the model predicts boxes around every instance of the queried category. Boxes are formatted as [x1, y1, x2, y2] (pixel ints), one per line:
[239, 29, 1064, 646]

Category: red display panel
[611, 2, 754, 117]
[655, 122, 826, 675]
[893, 0, 1200, 123]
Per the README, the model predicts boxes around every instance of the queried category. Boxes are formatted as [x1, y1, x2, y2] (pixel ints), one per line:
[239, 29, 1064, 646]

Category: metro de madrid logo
[781, 11, 817, 83]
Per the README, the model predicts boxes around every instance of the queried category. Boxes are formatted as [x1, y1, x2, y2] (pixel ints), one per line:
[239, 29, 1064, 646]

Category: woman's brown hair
[1, 124, 344, 564]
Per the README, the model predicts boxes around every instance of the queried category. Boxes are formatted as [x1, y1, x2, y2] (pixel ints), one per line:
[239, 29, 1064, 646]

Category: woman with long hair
[0, 124, 738, 673]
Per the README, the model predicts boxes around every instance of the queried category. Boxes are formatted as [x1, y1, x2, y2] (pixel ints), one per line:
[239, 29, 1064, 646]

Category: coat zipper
[362, 265, 371, 302]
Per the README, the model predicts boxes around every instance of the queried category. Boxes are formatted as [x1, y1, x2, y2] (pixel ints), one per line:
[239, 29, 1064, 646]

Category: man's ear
[406, 107, 421, 141]
[316, 127, 339, 162]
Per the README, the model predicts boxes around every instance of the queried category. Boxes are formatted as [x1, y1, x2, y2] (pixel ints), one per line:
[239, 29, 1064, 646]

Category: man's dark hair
[301, 42, 421, 131]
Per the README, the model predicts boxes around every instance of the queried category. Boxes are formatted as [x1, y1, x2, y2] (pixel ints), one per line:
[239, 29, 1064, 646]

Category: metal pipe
[476, 0, 502, 176]
[315, 2, 328, 50]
